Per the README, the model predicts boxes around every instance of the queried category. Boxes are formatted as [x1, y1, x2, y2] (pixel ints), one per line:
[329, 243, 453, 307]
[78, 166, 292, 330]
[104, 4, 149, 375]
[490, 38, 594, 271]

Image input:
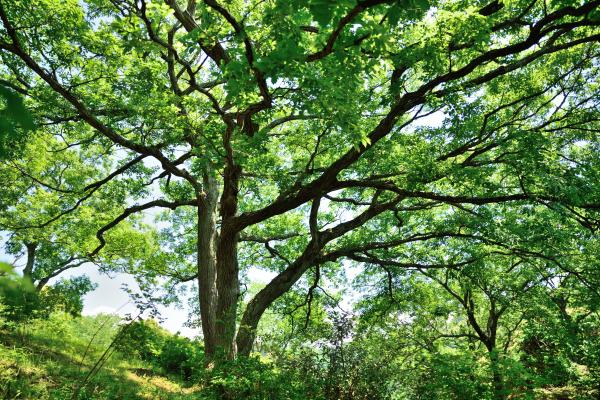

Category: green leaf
[0, 86, 35, 160]
[309, 0, 337, 26]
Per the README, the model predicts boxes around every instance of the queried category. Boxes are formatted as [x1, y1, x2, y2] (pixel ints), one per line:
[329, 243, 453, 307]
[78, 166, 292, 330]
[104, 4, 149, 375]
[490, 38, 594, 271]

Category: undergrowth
[0, 312, 200, 400]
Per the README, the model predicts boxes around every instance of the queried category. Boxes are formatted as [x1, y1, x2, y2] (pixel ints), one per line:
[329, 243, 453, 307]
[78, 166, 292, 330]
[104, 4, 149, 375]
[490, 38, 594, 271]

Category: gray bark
[214, 163, 241, 358]
[23, 242, 37, 283]
[197, 173, 219, 359]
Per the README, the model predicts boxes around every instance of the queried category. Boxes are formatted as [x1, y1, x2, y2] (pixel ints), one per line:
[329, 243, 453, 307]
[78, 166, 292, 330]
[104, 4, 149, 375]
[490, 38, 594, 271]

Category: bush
[158, 334, 204, 380]
[199, 356, 320, 400]
[0, 262, 38, 323]
[411, 351, 492, 400]
[114, 319, 205, 381]
[114, 319, 168, 361]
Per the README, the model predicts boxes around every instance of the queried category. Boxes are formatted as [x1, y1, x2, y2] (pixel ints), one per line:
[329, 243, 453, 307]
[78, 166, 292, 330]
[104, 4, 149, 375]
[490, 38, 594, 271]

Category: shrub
[199, 356, 320, 400]
[158, 334, 204, 380]
[412, 351, 491, 400]
[114, 319, 168, 361]
[113, 319, 204, 381]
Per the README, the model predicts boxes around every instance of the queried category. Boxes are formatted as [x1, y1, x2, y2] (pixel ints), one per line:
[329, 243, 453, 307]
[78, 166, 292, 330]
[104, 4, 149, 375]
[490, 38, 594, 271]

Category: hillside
[0, 313, 198, 400]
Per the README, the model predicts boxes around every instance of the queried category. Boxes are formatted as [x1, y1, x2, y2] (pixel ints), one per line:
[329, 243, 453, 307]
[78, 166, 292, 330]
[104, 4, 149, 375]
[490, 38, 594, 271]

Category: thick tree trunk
[36, 277, 51, 291]
[213, 163, 241, 359]
[488, 348, 506, 400]
[196, 175, 219, 360]
[215, 227, 240, 358]
[236, 263, 309, 356]
[236, 197, 396, 355]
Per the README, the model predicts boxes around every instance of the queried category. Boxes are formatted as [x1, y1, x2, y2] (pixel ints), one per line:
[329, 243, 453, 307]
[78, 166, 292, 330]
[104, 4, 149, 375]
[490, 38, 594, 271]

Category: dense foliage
[1, 0, 599, 398]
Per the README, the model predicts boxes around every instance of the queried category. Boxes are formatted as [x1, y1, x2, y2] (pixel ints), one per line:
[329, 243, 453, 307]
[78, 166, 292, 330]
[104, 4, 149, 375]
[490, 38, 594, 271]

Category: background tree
[353, 213, 600, 399]
[0, 129, 162, 291]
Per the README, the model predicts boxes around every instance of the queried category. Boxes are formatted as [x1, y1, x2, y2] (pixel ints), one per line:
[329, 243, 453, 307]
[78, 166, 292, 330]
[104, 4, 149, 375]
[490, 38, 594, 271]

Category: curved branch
[89, 198, 197, 257]
[306, 0, 394, 62]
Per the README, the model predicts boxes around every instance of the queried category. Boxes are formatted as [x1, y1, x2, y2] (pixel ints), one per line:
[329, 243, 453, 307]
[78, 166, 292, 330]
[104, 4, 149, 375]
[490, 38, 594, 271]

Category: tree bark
[197, 173, 219, 360]
[488, 348, 506, 400]
[23, 242, 37, 283]
[36, 276, 51, 291]
[236, 195, 397, 356]
[214, 163, 241, 359]
[214, 227, 240, 358]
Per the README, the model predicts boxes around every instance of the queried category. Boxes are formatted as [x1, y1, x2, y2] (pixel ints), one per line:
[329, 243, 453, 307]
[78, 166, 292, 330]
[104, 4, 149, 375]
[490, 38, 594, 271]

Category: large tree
[0, 0, 598, 361]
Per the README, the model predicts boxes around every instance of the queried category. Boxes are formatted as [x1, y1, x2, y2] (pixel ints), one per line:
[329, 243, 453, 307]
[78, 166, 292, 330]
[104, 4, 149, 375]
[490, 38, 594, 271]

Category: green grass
[0, 312, 201, 400]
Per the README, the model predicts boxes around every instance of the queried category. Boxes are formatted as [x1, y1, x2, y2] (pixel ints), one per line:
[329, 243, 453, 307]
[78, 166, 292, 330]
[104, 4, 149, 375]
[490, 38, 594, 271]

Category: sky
[70, 264, 276, 337]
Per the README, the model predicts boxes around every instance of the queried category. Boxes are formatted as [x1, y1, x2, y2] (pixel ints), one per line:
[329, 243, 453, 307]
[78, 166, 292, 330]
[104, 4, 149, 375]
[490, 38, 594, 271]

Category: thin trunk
[485, 309, 505, 400]
[23, 242, 37, 283]
[197, 174, 219, 360]
[36, 259, 85, 292]
[463, 294, 505, 400]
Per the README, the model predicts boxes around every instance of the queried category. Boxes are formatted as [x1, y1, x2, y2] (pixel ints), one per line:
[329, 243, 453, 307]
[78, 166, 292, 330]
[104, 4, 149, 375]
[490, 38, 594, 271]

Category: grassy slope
[2, 312, 593, 400]
[0, 312, 200, 400]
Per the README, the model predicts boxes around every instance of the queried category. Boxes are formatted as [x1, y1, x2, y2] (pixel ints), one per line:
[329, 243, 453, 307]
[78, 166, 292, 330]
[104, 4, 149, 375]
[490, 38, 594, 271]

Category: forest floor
[0, 314, 198, 400]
